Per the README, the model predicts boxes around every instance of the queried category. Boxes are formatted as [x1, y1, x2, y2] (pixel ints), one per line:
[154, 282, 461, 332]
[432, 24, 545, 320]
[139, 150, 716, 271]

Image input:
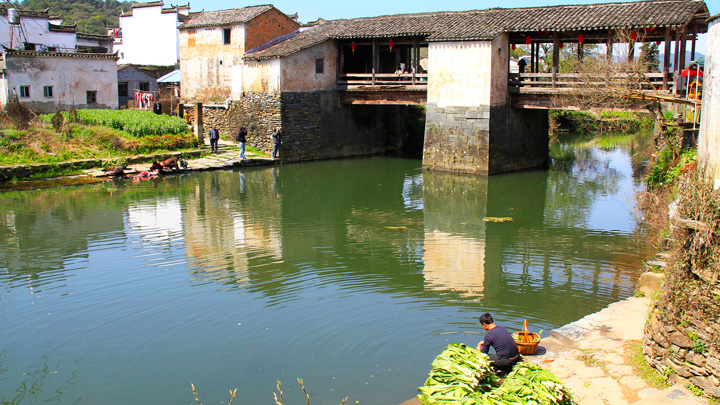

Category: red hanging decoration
[578, 33, 584, 44]
[656, 40, 661, 45]
[351, 41, 356, 54]
[525, 36, 531, 45]
[389, 40, 393, 51]
[630, 31, 637, 41]
[512, 44, 516, 50]
[559, 42, 564, 48]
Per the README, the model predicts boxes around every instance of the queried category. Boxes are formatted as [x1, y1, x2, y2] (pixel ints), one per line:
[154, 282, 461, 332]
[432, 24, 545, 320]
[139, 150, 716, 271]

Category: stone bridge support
[423, 34, 548, 175]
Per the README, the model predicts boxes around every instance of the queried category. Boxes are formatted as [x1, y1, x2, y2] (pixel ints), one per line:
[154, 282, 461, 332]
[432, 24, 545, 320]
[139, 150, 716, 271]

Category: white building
[114, 1, 192, 66]
[0, 6, 111, 52]
[0, 49, 119, 112]
[0, 5, 116, 112]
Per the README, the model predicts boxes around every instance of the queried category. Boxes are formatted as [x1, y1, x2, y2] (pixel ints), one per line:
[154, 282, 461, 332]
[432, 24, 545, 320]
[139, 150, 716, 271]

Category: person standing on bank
[476, 313, 520, 376]
[271, 128, 281, 159]
[236, 126, 247, 160]
[209, 124, 220, 153]
[153, 100, 162, 115]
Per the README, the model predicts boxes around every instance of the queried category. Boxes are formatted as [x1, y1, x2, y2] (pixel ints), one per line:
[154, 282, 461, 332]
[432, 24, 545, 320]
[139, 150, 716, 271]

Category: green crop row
[40, 109, 189, 137]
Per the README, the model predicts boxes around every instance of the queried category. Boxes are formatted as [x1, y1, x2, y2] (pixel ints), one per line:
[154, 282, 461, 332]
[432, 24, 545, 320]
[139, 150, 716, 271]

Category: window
[24, 43, 35, 51]
[139, 82, 150, 91]
[43, 86, 53, 97]
[47, 46, 56, 52]
[19, 86, 30, 98]
[86, 90, 97, 104]
[118, 82, 128, 97]
[315, 58, 324, 74]
[223, 28, 231, 45]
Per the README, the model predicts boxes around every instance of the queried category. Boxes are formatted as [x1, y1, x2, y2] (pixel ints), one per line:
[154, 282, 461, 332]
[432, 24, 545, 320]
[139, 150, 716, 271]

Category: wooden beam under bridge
[338, 89, 427, 105]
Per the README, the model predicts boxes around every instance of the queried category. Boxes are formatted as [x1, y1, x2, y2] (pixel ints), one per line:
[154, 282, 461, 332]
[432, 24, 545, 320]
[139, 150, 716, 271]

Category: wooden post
[194, 102, 203, 144]
[372, 39, 377, 85]
[674, 28, 681, 95]
[663, 28, 671, 91]
[691, 22, 697, 61]
[679, 26, 687, 96]
[176, 101, 183, 118]
[552, 32, 559, 89]
[606, 29, 614, 61]
[413, 37, 419, 85]
[577, 41, 584, 60]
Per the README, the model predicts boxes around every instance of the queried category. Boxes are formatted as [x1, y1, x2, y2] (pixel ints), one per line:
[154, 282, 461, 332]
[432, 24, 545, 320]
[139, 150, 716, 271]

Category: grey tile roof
[179, 5, 274, 29]
[245, 0, 708, 60]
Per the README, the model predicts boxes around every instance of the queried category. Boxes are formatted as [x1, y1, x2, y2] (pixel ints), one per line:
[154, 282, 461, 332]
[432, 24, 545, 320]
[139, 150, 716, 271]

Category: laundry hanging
[134, 92, 155, 109]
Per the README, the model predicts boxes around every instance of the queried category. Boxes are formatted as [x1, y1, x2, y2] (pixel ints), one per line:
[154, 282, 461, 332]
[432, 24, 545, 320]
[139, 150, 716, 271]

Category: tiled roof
[179, 5, 275, 29]
[3, 49, 118, 60]
[245, 0, 709, 60]
[77, 33, 113, 42]
[48, 23, 77, 33]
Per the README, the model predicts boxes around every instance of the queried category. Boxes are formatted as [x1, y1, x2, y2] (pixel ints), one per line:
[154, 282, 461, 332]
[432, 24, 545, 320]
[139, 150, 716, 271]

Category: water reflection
[0, 133, 652, 404]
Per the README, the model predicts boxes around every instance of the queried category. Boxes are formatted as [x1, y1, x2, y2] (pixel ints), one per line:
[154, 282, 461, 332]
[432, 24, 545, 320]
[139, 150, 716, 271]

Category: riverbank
[0, 137, 275, 191]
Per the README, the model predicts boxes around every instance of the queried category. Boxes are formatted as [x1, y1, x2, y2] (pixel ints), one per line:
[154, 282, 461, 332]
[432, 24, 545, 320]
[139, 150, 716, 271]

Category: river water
[0, 132, 652, 404]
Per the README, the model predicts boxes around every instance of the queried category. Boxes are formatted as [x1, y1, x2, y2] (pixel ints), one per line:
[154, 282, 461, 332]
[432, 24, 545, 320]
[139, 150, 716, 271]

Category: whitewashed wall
[116, 5, 181, 65]
[427, 35, 509, 108]
[0, 14, 76, 51]
[1, 53, 118, 112]
[280, 40, 337, 92]
[699, 15, 720, 188]
[241, 59, 282, 94]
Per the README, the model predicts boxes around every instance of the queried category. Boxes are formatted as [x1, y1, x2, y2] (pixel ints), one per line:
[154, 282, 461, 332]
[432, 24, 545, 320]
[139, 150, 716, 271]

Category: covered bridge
[240, 0, 709, 174]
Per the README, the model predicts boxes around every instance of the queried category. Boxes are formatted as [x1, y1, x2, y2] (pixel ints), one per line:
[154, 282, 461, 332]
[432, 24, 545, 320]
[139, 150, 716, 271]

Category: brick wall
[245, 9, 299, 51]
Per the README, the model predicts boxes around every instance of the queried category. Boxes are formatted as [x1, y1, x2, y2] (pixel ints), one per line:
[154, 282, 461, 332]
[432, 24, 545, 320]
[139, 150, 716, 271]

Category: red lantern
[512, 44, 516, 50]
[630, 31, 637, 41]
[351, 41, 356, 54]
[656, 40, 661, 45]
[559, 42, 564, 48]
[525, 36, 531, 45]
[389, 40, 393, 51]
[578, 33, 584, 43]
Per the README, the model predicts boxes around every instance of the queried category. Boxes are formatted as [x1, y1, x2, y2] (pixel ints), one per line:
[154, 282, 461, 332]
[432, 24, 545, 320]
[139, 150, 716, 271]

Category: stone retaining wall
[644, 301, 720, 397]
[183, 91, 405, 162]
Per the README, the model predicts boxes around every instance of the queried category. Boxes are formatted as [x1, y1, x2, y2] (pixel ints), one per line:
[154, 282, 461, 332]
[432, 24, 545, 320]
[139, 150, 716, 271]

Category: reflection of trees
[0, 185, 126, 290]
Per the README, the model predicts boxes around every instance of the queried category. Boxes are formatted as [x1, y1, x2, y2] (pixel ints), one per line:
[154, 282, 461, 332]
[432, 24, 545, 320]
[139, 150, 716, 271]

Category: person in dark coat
[236, 127, 247, 160]
[153, 100, 162, 115]
[270, 128, 281, 159]
[476, 313, 520, 376]
[208, 125, 220, 153]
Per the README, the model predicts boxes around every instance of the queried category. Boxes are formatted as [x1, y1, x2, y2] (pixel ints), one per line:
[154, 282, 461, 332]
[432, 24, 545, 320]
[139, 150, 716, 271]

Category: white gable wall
[116, 6, 181, 65]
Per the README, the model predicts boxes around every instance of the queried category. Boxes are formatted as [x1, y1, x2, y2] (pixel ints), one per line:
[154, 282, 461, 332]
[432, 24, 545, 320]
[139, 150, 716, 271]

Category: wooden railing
[338, 73, 429, 87]
[508, 72, 674, 94]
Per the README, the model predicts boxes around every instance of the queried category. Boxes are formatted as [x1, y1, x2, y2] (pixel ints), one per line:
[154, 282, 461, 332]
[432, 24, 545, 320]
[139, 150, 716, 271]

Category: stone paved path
[524, 296, 710, 405]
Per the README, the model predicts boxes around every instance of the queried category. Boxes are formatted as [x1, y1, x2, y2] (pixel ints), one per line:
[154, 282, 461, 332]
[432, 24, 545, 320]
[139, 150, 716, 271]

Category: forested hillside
[19, 0, 132, 35]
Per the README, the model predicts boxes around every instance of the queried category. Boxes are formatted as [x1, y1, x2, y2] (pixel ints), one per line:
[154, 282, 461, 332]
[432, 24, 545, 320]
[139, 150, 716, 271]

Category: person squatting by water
[236, 126, 247, 160]
[476, 312, 520, 376]
[271, 128, 281, 159]
[209, 125, 220, 153]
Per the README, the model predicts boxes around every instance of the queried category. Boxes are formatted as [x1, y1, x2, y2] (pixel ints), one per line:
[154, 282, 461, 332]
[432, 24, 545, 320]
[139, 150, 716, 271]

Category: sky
[202, 0, 719, 55]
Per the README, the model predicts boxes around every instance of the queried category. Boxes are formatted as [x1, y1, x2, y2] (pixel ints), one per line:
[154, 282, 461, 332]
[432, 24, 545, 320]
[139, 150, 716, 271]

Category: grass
[630, 341, 670, 389]
[0, 122, 198, 167]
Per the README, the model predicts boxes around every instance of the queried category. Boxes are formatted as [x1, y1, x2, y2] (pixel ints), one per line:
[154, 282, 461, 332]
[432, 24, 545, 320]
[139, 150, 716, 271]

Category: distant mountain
[659, 52, 705, 69]
[19, 0, 132, 35]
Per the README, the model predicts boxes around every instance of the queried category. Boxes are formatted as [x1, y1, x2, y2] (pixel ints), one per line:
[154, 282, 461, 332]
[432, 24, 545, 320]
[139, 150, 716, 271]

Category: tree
[19, 0, 132, 35]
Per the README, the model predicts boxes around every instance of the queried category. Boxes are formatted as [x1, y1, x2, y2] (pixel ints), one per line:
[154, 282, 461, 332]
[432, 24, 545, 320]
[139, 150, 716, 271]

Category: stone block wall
[280, 91, 404, 162]
[183, 92, 282, 154]
[644, 309, 720, 397]
[422, 102, 549, 175]
[423, 103, 491, 174]
[182, 90, 405, 160]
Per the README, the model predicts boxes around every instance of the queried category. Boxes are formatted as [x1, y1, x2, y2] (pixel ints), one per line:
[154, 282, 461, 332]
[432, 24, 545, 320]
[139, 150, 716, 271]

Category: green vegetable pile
[418, 344, 574, 405]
